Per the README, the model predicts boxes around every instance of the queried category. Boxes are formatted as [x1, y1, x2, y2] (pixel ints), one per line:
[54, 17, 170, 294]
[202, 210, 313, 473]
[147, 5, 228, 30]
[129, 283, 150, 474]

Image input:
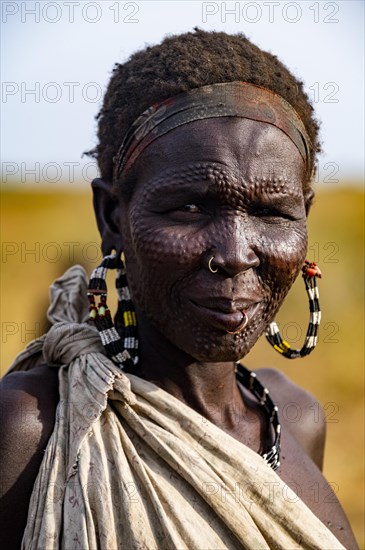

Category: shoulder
[254, 367, 326, 470]
[1, 364, 59, 433]
[1, 364, 60, 485]
[0, 365, 59, 549]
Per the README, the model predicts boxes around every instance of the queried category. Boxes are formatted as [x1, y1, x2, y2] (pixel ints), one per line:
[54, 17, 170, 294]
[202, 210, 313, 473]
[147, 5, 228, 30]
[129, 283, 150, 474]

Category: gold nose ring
[208, 256, 218, 273]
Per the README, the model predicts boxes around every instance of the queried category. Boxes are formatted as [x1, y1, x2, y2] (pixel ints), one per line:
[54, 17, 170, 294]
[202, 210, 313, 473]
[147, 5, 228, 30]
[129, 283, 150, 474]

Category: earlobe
[91, 178, 122, 256]
[305, 188, 315, 217]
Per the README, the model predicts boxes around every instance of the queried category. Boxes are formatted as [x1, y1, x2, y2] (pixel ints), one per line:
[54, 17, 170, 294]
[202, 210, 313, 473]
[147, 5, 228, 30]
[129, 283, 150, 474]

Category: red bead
[304, 262, 322, 278]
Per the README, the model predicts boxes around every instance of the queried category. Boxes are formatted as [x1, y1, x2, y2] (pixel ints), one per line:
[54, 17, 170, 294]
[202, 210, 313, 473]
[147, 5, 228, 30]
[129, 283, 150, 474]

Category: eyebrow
[147, 170, 218, 195]
[259, 191, 304, 203]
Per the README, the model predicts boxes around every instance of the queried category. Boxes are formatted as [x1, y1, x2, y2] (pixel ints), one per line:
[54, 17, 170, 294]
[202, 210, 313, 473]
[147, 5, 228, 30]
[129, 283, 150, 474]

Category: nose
[209, 216, 260, 277]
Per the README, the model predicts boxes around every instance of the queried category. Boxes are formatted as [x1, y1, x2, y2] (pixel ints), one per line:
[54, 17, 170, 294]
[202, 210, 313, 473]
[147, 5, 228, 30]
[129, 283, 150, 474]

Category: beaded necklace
[235, 362, 281, 471]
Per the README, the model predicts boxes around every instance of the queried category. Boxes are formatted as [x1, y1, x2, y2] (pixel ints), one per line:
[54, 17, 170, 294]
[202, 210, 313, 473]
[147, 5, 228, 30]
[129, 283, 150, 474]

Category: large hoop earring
[87, 252, 139, 369]
[266, 261, 322, 359]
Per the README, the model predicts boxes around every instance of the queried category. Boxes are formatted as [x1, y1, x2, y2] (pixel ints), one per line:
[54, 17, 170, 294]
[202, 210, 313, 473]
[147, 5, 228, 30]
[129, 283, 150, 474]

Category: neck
[135, 312, 246, 426]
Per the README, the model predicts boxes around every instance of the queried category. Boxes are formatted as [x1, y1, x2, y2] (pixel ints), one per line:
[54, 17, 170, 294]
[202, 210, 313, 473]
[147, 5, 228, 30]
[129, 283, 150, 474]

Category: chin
[176, 332, 259, 363]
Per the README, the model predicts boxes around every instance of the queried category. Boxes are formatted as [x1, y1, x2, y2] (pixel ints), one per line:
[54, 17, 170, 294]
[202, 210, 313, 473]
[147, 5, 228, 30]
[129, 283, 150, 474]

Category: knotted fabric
[8, 266, 344, 549]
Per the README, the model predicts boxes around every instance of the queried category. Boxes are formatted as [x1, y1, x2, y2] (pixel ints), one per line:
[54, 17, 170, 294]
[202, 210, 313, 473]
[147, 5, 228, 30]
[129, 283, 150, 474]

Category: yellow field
[1, 184, 364, 547]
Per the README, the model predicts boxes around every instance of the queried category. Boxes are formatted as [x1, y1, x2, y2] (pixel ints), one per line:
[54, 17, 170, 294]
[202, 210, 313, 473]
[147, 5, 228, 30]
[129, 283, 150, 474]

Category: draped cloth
[8, 266, 344, 550]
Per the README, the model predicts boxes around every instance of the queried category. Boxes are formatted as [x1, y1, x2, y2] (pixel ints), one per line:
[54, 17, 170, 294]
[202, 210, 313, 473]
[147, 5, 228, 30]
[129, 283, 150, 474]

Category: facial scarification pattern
[119, 153, 307, 362]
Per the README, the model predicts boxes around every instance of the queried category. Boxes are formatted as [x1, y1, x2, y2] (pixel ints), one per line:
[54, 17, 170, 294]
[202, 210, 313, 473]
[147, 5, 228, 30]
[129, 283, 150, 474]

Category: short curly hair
[88, 28, 320, 204]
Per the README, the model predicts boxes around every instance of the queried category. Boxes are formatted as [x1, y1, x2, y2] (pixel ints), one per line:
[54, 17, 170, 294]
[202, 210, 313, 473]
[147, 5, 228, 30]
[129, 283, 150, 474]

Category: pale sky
[1, 0, 364, 186]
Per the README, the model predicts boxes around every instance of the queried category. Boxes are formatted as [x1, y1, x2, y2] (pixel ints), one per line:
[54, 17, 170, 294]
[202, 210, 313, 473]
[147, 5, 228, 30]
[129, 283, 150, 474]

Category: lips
[188, 297, 261, 333]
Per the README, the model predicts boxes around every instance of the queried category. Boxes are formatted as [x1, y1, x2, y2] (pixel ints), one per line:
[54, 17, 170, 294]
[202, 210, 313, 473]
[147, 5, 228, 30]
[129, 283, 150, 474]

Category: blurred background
[1, 1, 364, 546]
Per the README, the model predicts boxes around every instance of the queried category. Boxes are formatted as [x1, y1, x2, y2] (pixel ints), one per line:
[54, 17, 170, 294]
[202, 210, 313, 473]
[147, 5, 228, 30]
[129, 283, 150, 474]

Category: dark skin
[0, 118, 358, 549]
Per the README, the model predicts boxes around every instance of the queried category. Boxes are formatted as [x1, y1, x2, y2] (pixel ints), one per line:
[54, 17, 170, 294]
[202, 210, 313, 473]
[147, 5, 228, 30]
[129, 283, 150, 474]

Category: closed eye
[252, 207, 296, 221]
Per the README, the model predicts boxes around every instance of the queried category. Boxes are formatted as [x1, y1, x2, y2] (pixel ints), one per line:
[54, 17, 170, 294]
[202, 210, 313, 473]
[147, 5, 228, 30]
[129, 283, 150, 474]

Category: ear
[92, 178, 122, 256]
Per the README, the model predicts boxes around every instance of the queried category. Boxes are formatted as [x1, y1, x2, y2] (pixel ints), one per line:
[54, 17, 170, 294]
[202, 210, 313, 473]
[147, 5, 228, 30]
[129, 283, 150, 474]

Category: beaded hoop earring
[266, 260, 322, 359]
[87, 253, 139, 370]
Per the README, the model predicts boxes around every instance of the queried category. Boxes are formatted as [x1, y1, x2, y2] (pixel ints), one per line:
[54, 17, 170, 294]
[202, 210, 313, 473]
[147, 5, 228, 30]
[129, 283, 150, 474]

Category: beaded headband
[113, 81, 312, 179]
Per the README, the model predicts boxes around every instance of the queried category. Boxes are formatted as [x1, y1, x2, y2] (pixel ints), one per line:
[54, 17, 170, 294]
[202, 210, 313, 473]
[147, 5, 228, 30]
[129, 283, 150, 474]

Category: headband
[113, 81, 312, 179]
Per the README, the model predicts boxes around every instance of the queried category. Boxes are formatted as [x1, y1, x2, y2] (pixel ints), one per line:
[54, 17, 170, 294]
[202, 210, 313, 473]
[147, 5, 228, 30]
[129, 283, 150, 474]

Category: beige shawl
[8, 266, 344, 550]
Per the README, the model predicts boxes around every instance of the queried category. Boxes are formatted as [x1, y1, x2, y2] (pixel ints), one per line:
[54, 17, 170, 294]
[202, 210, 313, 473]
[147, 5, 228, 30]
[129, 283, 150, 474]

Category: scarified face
[116, 117, 308, 362]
